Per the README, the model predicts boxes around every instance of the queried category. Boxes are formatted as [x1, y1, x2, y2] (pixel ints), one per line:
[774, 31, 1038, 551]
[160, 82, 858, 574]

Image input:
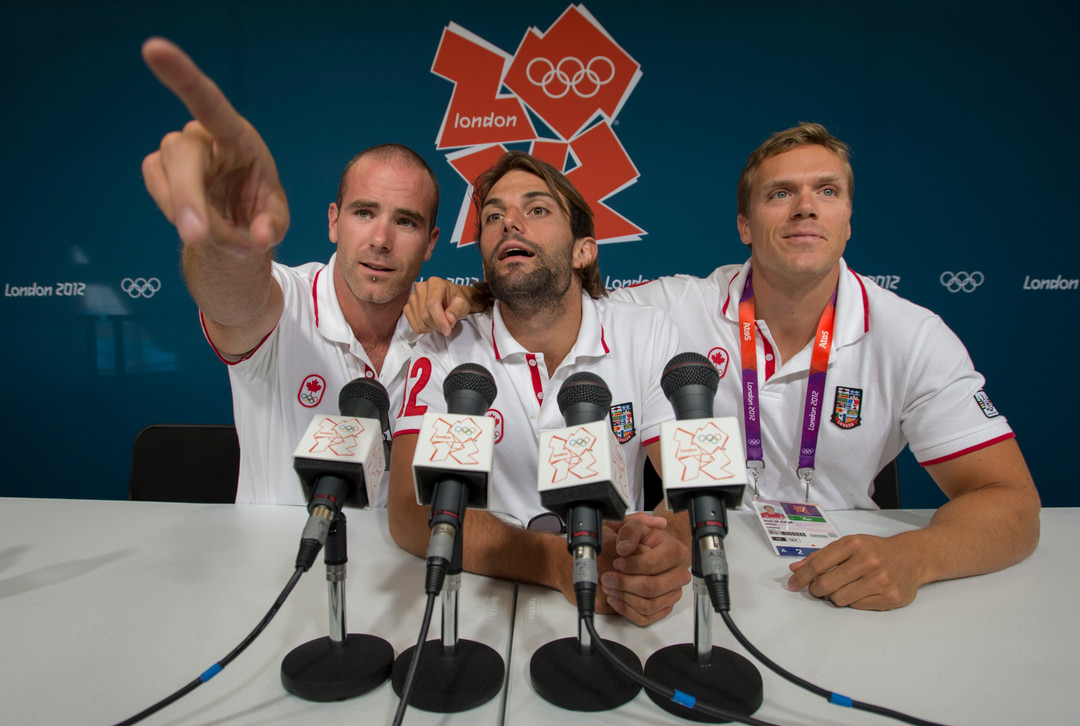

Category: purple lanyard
[738, 272, 837, 498]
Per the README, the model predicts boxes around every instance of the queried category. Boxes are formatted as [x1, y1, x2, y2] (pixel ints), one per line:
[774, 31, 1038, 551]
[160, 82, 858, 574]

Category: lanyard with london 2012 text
[738, 271, 837, 501]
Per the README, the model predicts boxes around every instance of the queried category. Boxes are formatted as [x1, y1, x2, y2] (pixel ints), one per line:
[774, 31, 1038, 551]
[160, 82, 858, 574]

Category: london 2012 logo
[432, 4, 643, 247]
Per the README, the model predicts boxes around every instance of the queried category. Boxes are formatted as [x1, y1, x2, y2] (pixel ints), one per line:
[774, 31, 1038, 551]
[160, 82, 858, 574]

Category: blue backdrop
[2, 0, 1076, 508]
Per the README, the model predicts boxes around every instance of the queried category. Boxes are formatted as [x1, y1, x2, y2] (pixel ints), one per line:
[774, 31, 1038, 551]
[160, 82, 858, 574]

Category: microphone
[659, 352, 747, 609]
[646, 353, 763, 723]
[292, 377, 389, 571]
[537, 372, 630, 616]
[411, 363, 497, 594]
[391, 365, 505, 714]
[530, 372, 644, 712]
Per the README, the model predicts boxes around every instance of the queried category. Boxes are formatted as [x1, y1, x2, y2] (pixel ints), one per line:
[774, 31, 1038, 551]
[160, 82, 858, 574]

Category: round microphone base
[644, 643, 763, 722]
[280, 634, 393, 702]
[391, 638, 504, 713]
[530, 636, 642, 711]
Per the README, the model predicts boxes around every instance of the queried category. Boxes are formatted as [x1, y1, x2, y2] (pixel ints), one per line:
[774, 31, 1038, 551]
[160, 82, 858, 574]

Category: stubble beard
[484, 242, 574, 317]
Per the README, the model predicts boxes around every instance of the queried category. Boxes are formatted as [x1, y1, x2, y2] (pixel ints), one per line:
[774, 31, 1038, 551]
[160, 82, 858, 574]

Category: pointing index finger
[142, 37, 247, 141]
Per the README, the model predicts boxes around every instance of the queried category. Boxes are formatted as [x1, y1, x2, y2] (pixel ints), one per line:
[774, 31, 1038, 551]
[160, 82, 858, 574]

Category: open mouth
[497, 242, 536, 261]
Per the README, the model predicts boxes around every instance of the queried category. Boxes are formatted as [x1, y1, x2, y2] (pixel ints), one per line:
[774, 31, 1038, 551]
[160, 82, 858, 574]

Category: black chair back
[129, 424, 240, 503]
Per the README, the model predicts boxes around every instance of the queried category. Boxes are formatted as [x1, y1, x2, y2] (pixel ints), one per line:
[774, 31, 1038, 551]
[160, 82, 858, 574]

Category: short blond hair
[737, 123, 853, 218]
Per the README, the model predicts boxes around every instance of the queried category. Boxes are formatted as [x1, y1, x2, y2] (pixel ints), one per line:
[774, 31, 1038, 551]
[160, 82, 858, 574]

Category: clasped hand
[560, 512, 691, 626]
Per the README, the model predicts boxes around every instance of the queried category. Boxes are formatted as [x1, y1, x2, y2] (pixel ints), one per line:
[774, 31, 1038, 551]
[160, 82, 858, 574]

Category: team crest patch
[609, 402, 635, 443]
[831, 386, 862, 429]
[974, 390, 1000, 418]
[298, 374, 326, 408]
[707, 347, 730, 379]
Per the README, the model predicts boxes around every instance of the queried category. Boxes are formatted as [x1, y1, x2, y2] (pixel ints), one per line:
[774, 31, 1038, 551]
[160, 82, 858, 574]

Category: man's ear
[573, 236, 598, 269]
[328, 203, 340, 245]
[737, 214, 752, 247]
[424, 226, 440, 261]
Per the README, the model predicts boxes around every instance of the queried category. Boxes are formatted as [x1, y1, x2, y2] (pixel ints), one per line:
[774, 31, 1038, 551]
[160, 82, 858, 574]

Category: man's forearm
[910, 481, 1040, 585]
[459, 509, 569, 590]
[917, 439, 1041, 585]
[182, 244, 275, 327]
[390, 494, 570, 593]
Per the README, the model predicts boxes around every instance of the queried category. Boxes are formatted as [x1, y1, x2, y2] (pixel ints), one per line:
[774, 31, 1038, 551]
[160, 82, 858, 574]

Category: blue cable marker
[199, 663, 224, 683]
[829, 692, 853, 708]
[672, 689, 697, 709]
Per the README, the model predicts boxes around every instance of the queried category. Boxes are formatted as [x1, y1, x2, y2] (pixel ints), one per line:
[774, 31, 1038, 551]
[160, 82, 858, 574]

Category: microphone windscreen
[557, 372, 612, 427]
[662, 352, 720, 398]
[339, 377, 390, 420]
[443, 363, 498, 414]
[557, 372, 612, 414]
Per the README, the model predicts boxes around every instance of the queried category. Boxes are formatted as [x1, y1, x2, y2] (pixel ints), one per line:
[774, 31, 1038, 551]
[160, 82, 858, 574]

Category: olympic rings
[121, 277, 162, 299]
[525, 56, 615, 99]
[939, 271, 984, 293]
[695, 433, 720, 444]
[567, 437, 591, 447]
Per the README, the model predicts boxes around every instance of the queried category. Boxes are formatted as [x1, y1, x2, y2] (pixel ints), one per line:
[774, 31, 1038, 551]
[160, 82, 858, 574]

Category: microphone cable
[581, 615, 783, 726]
[719, 610, 948, 726]
[111, 566, 305, 726]
[702, 571, 947, 726]
[573, 573, 781, 726]
[390, 592, 438, 726]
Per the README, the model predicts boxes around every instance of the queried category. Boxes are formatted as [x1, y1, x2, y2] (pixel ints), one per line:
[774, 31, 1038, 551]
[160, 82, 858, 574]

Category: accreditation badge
[752, 499, 841, 557]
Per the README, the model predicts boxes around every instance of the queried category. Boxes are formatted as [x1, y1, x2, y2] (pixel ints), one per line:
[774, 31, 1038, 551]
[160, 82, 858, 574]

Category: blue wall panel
[2, 0, 1076, 507]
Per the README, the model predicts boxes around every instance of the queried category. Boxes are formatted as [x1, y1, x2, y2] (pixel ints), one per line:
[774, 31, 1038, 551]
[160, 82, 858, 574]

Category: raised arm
[141, 37, 289, 357]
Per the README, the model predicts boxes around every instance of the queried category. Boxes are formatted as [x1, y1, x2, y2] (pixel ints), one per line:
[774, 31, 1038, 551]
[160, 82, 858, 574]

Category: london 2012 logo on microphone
[432, 4, 644, 247]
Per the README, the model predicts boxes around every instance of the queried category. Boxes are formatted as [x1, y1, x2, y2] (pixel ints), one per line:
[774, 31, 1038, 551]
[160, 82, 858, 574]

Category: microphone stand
[391, 512, 505, 712]
[281, 513, 394, 701]
[643, 542, 763, 721]
[529, 505, 643, 711]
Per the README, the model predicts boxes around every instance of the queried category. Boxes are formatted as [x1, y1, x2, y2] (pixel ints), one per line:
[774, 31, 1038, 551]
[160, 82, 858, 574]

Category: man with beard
[404, 124, 1040, 611]
[141, 38, 440, 504]
[387, 151, 691, 626]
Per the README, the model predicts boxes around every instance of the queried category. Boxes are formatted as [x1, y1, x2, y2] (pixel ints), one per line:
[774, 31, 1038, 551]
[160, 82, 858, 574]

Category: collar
[489, 291, 609, 362]
[312, 252, 422, 348]
[311, 252, 351, 345]
[720, 257, 869, 349]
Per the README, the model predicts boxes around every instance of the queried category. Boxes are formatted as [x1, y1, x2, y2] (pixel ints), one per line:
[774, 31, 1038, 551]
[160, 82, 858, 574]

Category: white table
[0, 499, 515, 725]
[506, 508, 1080, 726]
[4, 501, 1076, 725]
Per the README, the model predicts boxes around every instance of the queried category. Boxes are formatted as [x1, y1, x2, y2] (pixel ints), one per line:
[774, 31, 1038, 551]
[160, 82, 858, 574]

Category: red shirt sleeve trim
[393, 428, 421, 439]
[199, 310, 276, 367]
[918, 432, 1016, 467]
[642, 434, 661, 447]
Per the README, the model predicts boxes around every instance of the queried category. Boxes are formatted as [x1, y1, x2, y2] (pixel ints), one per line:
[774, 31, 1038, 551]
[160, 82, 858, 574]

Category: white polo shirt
[615, 258, 1014, 509]
[394, 293, 681, 526]
[213, 252, 419, 506]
